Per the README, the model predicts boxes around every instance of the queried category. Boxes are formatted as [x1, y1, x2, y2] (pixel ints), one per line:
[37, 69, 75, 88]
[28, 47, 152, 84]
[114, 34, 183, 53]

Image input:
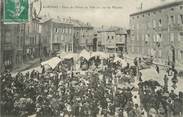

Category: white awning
[41, 57, 62, 69]
[79, 49, 91, 60]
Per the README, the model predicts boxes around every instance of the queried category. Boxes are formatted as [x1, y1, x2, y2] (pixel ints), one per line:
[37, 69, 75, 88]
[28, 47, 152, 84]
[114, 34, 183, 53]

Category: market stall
[41, 57, 62, 70]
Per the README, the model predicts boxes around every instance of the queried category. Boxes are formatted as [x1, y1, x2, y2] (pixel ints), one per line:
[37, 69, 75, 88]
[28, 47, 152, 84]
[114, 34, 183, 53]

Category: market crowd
[1, 56, 183, 117]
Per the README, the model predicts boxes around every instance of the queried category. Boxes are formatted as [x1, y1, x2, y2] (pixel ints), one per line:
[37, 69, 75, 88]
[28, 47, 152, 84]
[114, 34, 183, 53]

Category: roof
[52, 18, 72, 25]
[97, 27, 127, 34]
[97, 26, 120, 32]
[130, 0, 183, 16]
[39, 16, 93, 28]
[39, 18, 73, 25]
[39, 17, 51, 23]
[70, 19, 93, 28]
[115, 29, 127, 35]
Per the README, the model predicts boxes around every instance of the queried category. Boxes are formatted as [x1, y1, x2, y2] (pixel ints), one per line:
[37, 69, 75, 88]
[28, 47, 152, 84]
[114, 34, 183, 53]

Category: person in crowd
[1, 55, 182, 117]
[156, 65, 160, 74]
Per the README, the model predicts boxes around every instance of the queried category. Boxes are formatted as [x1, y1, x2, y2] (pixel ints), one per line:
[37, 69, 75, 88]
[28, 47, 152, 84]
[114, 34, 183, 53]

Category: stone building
[71, 19, 94, 52]
[92, 31, 98, 52]
[0, 1, 41, 71]
[39, 16, 94, 54]
[1, 24, 26, 70]
[97, 27, 118, 53]
[39, 18, 51, 57]
[115, 29, 129, 56]
[51, 18, 74, 53]
[40, 17, 74, 55]
[128, 1, 183, 65]
[97, 26, 128, 54]
[24, 19, 41, 60]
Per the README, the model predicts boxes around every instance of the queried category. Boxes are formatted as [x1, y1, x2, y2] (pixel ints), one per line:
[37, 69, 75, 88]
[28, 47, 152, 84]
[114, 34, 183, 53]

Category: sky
[34, 0, 176, 28]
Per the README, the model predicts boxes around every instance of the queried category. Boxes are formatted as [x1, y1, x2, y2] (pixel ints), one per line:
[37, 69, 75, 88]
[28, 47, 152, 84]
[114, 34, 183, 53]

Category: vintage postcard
[0, 0, 183, 117]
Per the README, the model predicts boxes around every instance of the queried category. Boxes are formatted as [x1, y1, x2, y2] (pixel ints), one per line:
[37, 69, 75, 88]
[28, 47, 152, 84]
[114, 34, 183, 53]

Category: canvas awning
[79, 49, 91, 60]
[41, 57, 62, 69]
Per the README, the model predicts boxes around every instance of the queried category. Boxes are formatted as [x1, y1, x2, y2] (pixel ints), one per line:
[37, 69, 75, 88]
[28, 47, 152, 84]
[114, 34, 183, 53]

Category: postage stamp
[3, 0, 29, 23]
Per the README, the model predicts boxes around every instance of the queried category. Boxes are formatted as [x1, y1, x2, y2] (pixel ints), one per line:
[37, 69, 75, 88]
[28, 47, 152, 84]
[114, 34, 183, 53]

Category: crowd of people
[1, 55, 183, 117]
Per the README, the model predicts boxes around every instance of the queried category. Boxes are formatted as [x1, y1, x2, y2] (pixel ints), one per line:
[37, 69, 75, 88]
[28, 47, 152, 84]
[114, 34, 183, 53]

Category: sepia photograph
[0, 0, 183, 117]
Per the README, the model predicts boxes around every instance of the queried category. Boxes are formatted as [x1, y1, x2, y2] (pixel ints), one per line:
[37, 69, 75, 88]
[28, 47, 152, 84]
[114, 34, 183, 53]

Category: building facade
[115, 29, 128, 55]
[97, 27, 117, 53]
[24, 19, 41, 61]
[71, 19, 94, 53]
[51, 19, 74, 53]
[97, 27, 128, 54]
[92, 32, 98, 52]
[129, 1, 183, 65]
[40, 17, 74, 55]
[1, 24, 26, 70]
[39, 18, 51, 57]
[0, 0, 38, 71]
[0, 1, 42, 72]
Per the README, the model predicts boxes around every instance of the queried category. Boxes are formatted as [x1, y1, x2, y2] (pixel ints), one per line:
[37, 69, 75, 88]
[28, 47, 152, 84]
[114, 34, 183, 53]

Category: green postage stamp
[3, 0, 29, 23]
